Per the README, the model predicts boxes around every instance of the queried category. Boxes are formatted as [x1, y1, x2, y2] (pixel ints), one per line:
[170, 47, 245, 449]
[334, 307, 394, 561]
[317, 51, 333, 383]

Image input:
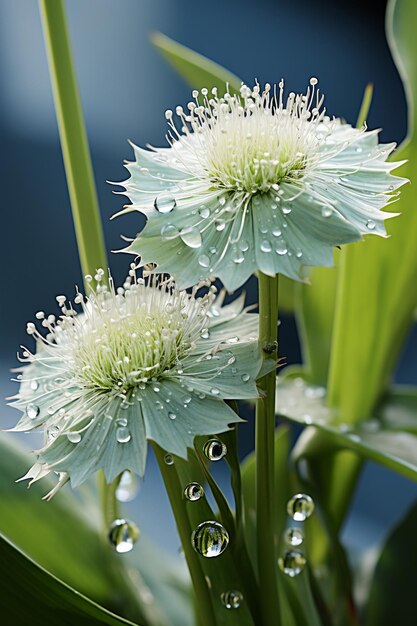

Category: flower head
[117, 79, 407, 290]
[9, 268, 261, 495]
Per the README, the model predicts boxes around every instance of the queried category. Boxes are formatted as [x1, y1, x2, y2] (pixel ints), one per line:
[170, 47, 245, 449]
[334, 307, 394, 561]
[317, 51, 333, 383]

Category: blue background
[0, 0, 415, 555]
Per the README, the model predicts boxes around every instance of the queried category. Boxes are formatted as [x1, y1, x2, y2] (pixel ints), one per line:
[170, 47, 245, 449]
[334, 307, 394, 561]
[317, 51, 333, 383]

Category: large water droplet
[161, 224, 179, 240]
[184, 482, 204, 501]
[154, 193, 176, 214]
[108, 518, 139, 553]
[26, 404, 40, 420]
[221, 590, 243, 609]
[198, 254, 210, 268]
[116, 427, 131, 444]
[260, 240, 272, 253]
[272, 228, 282, 237]
[284, 528, 304, 547]
[203, 439, 227, 461]
[278, 549, 306, 577]
[287, 493, 315, 521]
[275, 241, 288, 256]
[116, 471, 139, 502]
[67, 432, 82, 444]
[191, 521, 229, 557]
[180, 227, 202, 248]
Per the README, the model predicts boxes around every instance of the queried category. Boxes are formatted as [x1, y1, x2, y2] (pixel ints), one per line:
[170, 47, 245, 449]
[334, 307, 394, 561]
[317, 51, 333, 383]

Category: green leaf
[366, 500, 417, 626]
[276, 378, 417, 482]
[0, 533, 138, 626]
[327, 0, 417, 423]
[150, 32, 242, 94]
[0, 434, 186, 626]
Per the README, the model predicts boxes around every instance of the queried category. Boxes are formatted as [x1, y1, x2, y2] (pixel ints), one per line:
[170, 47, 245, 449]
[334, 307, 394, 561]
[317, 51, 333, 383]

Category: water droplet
[282, 206, 292, 215]
[116, 427, 131, 444]
[321, 207, 333, 218]
[232, 249, 245, 264]
[239, 239, 249, 252]
[168, 411, 177, 420]
[355, 146, 363, 153]
[199, 206, 210, 219]
[30, 380, 39, 391]
[221, 590, 243, 609]
[201, 329, 210, 339]
[67, 432, 82, 444]
[161, 224, 179, 240]
[198, 254, 210, 268]
[164, 454, 174, 465]
[108, 518, 139, 553]
[203, 439, 227, 461]
[184, 482, 204, 501]
[191, 521, 229, 557]
[26, 404, 40, 420]
[227, 336, 239, 343]
[116, 471, 139, 502]
[154, 193, 176, 214]
[210, 387, 220, 396]
[180, 227, 202, 248]
[296, 250, 303, 258]
[272, 228, 282, 237]
[287, 493, 315, 521]
[366, 219, 376, 230]
[284, 528, 304, 547]
[278, 550, 306, 577]
[215, 219, 226, 232]
[260, 240, 272, 253]
[275, 241, 288, 255]
[241, 373, 250, 382]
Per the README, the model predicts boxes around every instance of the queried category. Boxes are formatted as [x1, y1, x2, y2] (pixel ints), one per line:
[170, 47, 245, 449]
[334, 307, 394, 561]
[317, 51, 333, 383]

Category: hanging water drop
[191, 521, 229, 557]
[154, 193, 176, 214]
[287, 493, 315, 521]
[116, 470, 139, 502]
[116, 426, 131, 444]
[284, 528, 304, 547]
[278, 549, 306, 577]
[203, 439, 227, 461]
[108, 518, 139, 553]
[26, 404, 40, 420]
[221, 590, 243, 609]
[184, 482, 204, 501]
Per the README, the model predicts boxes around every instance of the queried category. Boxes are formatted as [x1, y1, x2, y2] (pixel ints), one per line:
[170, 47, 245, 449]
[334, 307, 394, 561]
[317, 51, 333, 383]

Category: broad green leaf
[150, 32, 242, 94]
[366, 500, 417, 626]
[0, 533, 138, 626]
[327, 0, 417, 423]
[276, 377, 417, 481]
[0, 434, 186, 626]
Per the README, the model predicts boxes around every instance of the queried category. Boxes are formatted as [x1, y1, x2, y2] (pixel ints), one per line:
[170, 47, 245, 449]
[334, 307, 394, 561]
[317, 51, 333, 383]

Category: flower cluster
[117, 80, 406, 290]
[10, 268, 262, 495]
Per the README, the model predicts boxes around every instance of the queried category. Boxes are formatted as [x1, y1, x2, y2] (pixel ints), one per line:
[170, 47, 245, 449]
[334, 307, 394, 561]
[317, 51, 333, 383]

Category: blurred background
[0, 0, 415, 556]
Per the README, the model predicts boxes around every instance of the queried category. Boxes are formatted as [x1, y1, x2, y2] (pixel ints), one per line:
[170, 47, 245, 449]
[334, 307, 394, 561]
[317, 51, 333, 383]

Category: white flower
[116, 79, 407, 290]
[9, 268, 262, 494]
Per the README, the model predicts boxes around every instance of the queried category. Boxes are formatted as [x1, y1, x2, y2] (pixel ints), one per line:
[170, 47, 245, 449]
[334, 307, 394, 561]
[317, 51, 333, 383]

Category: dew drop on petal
[67, 432, 82, 444]
[284, 528, 304, 547]
[281, 206, 292, 215]
[116, 470, 139, 502]
[272, 228, 282, 237]
[278, 550, 306, 577]
[321, 207, 333, 218]
[232, 250, 245, 264]
[227, 336, 239, 344]
[30, 380, 39, 391]
[215, 219, 226, 231]
[168, 411, 177, 420]
[184, 482, 204, 501]
[26, 404, 40, 420]
[180, 228, 202, 248]
[221, 590, 243, 609]
[201, 329, 210, 339]
[191, 521, 229, 557]
[154, 193, 176, 214]
[116, 426, 131, 444]
[164, 454, 174, 465]
[199, 206, 210, 219]
[275, 241, 288, 256]
[108, 518, 139, 553]
[366, 219, 376, 230]
[203, 439, 227, 461]
[161, 224, 180, 241]
[210, 387, 220, 396]
[198, 254, 210, 268]
[287, 493, 315, 521]
[239, 239, 249, 252]
[241, 373, 250, 382]
[260, 240, 272, 252]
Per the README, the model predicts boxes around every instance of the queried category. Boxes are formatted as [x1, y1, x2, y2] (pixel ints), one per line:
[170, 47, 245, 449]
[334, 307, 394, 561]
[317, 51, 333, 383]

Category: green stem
[152, 443, 216, 626]
[256, 272, 280, 626]
[39, 0, 114, 531]
[98, 471, 122, 527]
[38, 0, 108, 280]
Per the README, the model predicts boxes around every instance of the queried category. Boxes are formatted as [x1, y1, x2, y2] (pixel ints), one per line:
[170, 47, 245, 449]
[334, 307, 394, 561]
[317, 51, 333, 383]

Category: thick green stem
[39, 0, 107, 280]
[152, 444, 216, 626]
[39, 0, 114, 531]
[256, 272, 280, 626]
